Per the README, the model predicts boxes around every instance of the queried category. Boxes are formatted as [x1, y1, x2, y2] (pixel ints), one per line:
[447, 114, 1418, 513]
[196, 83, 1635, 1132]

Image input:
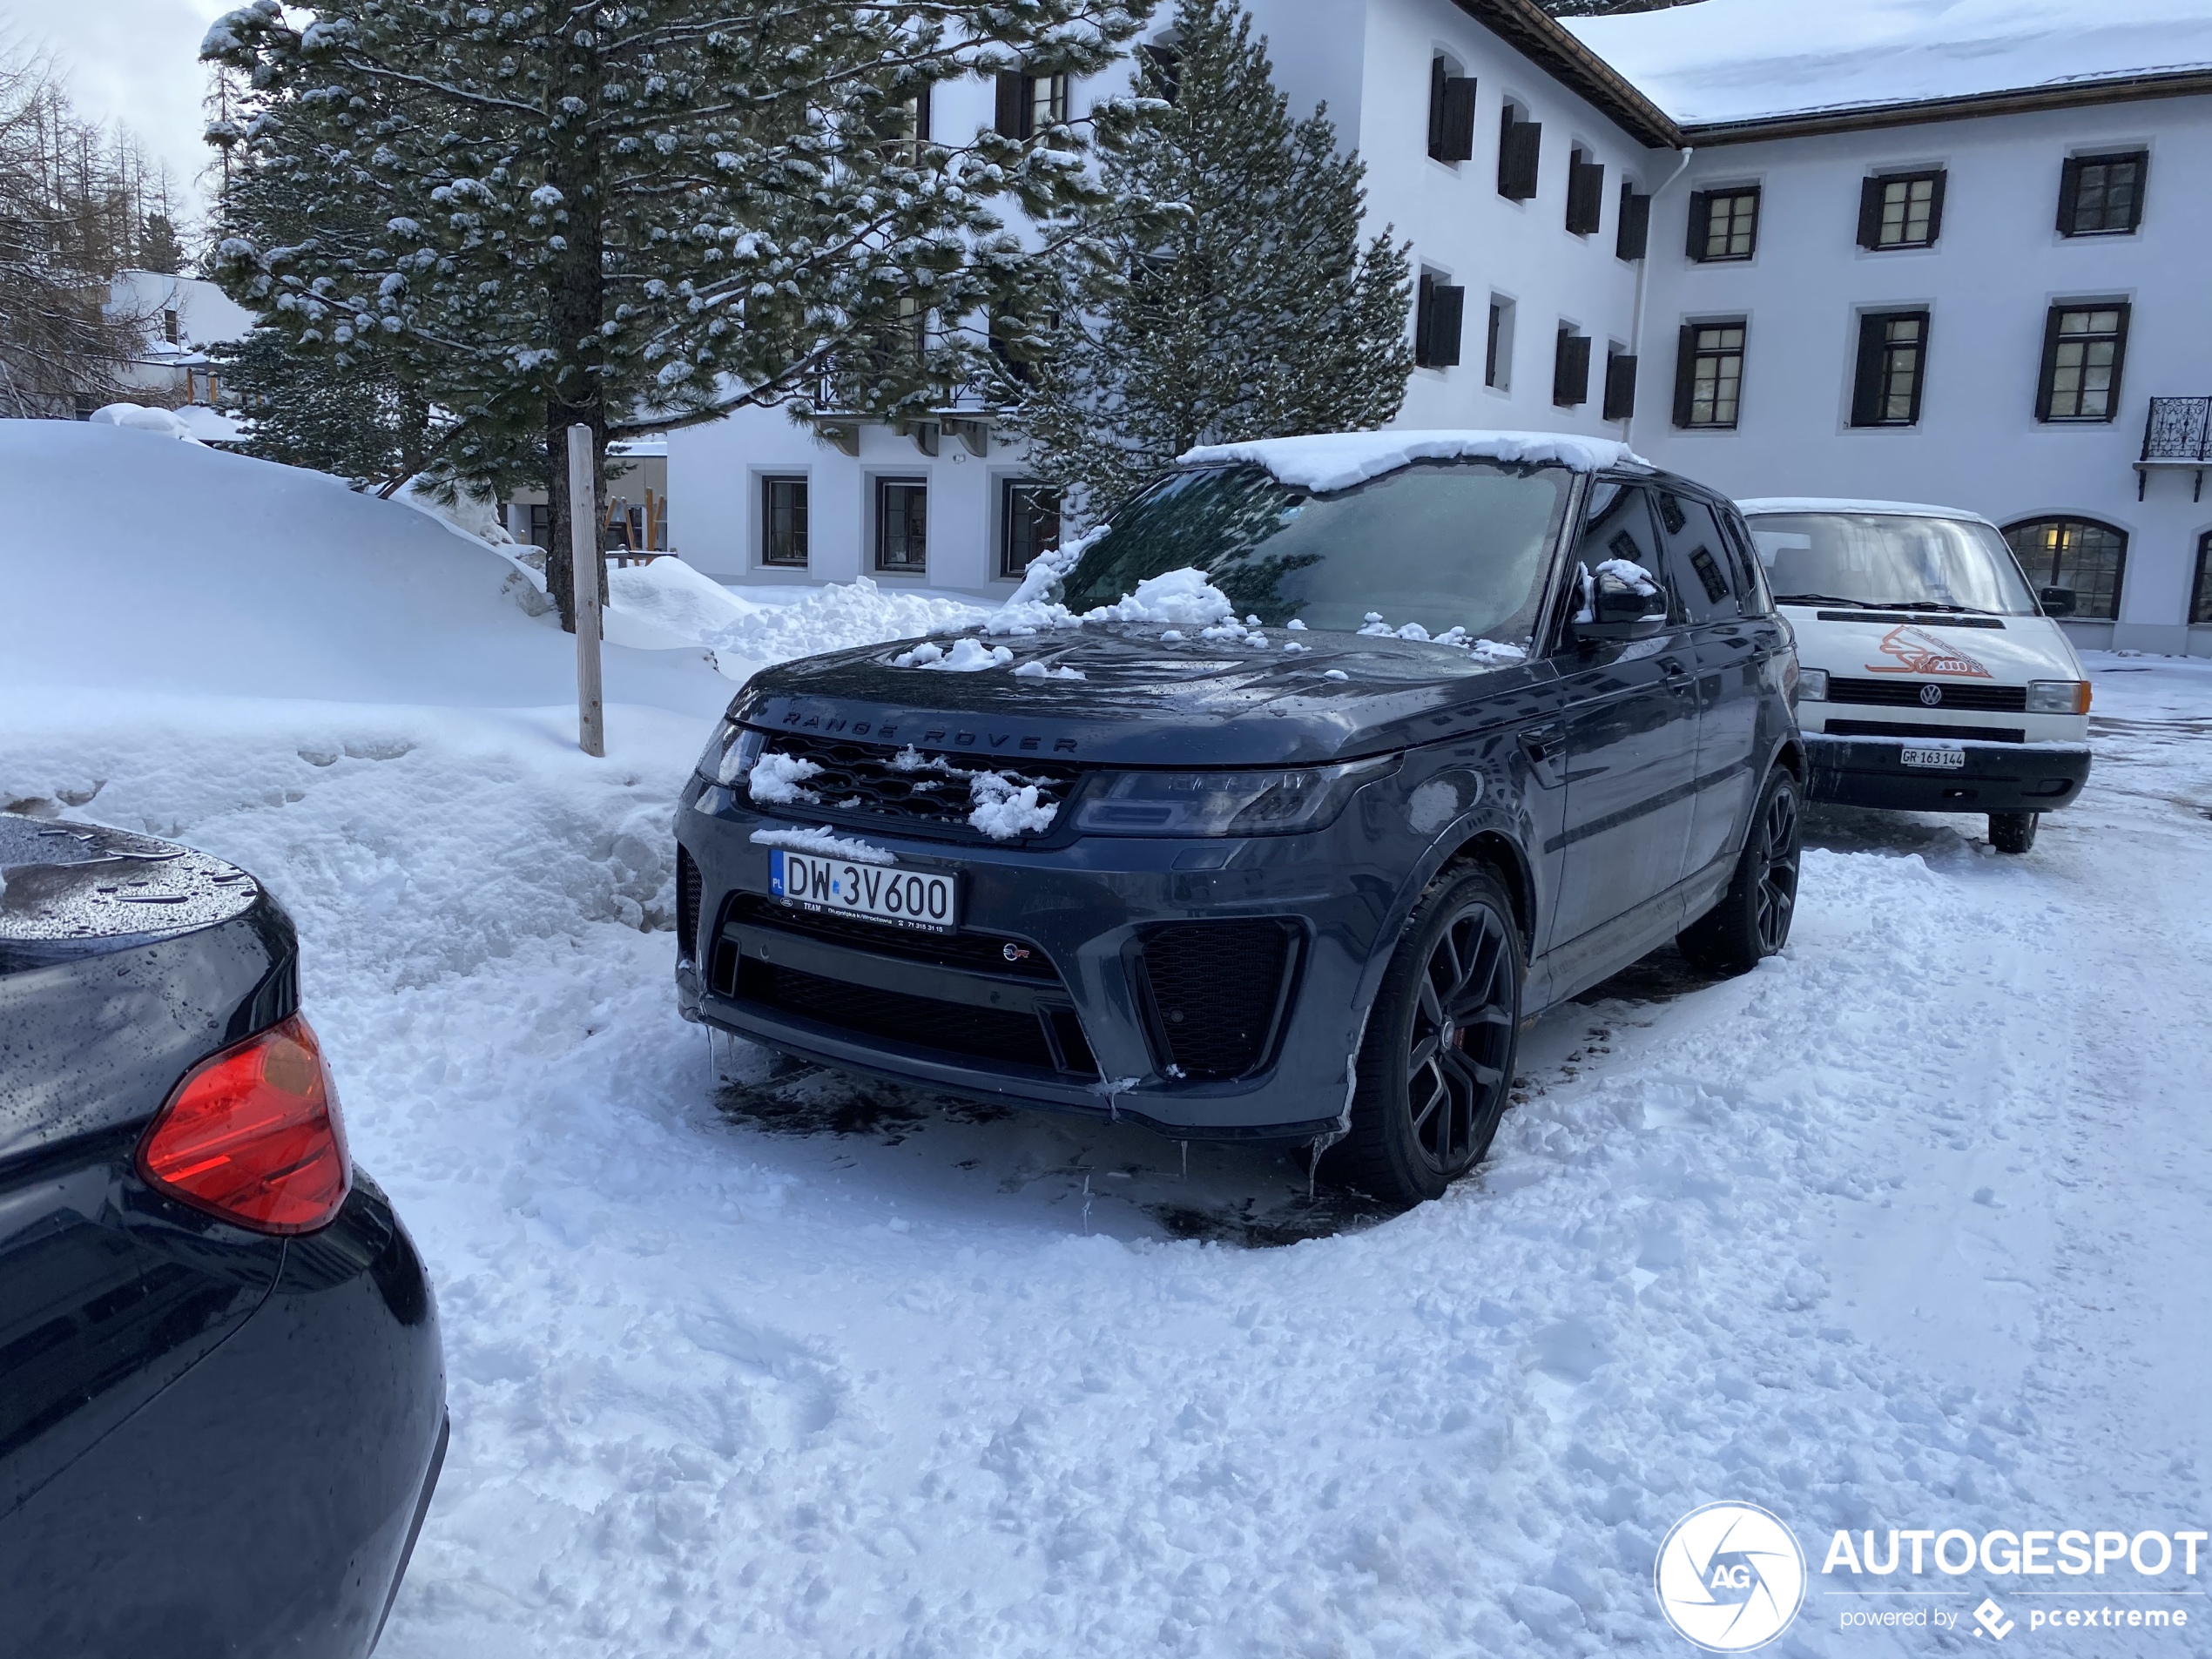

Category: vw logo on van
[1919, 684, 1945, 706]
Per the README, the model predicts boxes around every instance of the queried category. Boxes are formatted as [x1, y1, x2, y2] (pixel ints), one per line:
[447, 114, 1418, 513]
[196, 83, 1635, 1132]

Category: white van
[1737, 499, 2092, 854]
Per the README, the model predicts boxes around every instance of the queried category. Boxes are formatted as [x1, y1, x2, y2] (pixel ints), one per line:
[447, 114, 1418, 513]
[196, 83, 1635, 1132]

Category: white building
[106, 271, 259, 419]
[669, 0, 2212, 654]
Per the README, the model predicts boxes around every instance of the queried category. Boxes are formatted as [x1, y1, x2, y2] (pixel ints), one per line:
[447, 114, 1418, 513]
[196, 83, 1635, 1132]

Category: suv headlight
[1071, 756, 1398, 837]
[697, 721, 765, 784]
[2026, 679, 2090, 715]
[1794, 667, 1830, 703]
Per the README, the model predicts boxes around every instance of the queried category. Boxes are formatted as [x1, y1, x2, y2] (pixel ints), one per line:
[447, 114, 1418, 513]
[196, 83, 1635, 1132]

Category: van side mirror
[2039, 585, 2077, 617]
[1573, 560, 1669, 641]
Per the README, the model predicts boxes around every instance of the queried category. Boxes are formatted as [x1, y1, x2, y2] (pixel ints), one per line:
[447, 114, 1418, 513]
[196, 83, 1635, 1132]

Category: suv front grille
[749, 732, 1083, 840]
[677, 846, 703, 961]
[1133, 920, 1300, 1081]
[723, 893, 1060, 981]
[1828, 678, 2028, 712]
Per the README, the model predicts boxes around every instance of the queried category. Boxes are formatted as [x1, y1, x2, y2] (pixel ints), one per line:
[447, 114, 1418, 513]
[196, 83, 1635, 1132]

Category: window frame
[2058, 150, 2148, 237]
[1850, 308, 1931, 428]
[1671, 320, 1746, 430]
[1484, 295, 1514, 389]
[2193, 531, 2212, 626]
[2035, 301, 2131, 424]
[873, 475, 929, 576]
[1687, 185, 1760, 263]
[2001, 516, 2128, 622]
[1857, 169, 1946, 251]
[995, 69, 1069, 139]
[998, 477, 1062, 581]
[759, 474, 809, 569]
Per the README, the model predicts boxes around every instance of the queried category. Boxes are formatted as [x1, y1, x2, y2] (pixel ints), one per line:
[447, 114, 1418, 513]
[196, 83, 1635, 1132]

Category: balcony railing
[2134, 396, 2212, 500]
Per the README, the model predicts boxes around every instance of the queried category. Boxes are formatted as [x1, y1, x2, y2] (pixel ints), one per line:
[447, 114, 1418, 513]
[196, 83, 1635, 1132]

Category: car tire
[1678, 765, 1803, 977]
[1326, 867, 1523, 1209]
[1989, 811, 2039, 854]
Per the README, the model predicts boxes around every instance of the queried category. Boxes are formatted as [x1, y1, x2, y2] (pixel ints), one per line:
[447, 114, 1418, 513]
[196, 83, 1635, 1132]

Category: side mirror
[2039, 585, 2077, 617]
[1574, 559, 1669, 641]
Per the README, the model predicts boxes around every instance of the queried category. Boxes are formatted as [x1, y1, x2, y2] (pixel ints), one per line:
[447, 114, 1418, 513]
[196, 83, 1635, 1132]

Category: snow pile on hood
[1356, 613, 1530, 665]
[1177, 429, 1649, 493]
[976, 563, 1245, 641]
[745, 752, 825, 806]
[90, 402, 202, 442]
[894, 637, 1014, 671]
[1566, 0, 2212, 127]
[966, 771, 1058, 839]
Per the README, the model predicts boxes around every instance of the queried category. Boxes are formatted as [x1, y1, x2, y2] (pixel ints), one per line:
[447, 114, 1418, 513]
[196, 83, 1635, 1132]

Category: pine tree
[1007, 0, 1413, 523]
[209, 327, 436, 490]
[201, 0, 1149, 629]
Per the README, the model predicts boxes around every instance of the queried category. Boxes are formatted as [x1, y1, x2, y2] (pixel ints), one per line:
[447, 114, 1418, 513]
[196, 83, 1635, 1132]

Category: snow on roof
[1564, 0, 2212, 129]
[1737, 496, 1997, 526]
[1178, 430, 1649, 494]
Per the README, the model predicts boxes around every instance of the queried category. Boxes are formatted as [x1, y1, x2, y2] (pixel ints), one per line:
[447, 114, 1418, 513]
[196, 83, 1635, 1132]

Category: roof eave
[1449, 0, 1685, 151]
[1679, 66, 2212, 145]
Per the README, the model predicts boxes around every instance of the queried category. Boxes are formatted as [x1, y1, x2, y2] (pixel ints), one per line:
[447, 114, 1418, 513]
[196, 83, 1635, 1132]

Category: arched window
[2194, 531, 2212, 625]
[2001, 517, 2128, 621]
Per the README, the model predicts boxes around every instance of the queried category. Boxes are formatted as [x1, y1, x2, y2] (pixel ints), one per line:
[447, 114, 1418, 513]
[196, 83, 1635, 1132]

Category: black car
[678, 442, 1804, 1206]
[0, 814, 445, 1657]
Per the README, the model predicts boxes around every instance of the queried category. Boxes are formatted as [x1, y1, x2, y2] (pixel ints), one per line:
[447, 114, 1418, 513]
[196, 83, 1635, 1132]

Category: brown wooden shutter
[1414, 274, 1435, 368]
[1500, 118, 1541, 200]
[1440, 78, 1477, 163]
[1602, 352, 1637, 421]
[1685, 191, 1711, 260]
[1850, 314, 1886, 426]
[1672, 325, 1698, 427]
[995, 71, 1027, 138]
[1904, 312, 1929, 425]
[914, 84, 933, 144]
[2121, 152, 2148, 231]
[1427, 59, 1447, 159]
[1616, 186, 1650, 260]
[1554, 331, 1590, 407]
[1924, 169, 1947, 243]
[2106, 301, 2132, 421]
[1567, 157, 1604, 234]
[1857, 176, 1885, 248]
[2034, 305, 2067, 421]
[2055, 156, 2084, 235]
[1428, 284, 1465, 368]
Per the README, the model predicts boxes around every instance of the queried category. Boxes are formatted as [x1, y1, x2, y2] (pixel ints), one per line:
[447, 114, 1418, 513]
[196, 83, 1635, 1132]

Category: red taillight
[138, 1014, 353, 1235]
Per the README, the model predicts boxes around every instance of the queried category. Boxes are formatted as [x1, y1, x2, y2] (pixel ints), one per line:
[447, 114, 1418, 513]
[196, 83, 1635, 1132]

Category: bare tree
[0, 44, 158, 417]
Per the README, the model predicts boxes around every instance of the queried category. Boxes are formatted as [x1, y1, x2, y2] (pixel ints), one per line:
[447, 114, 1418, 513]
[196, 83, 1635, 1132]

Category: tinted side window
[1655, 490, 1735, 624]
[1720, 510, 1774, 615]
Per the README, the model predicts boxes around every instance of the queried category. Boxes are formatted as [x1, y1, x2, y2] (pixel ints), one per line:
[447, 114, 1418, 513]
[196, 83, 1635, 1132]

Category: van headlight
[697, 721, 765, 784]
[1071, 756, 1398, 837]
[2026, 680, 2091, 715]
[1794, 668, 1830, 703]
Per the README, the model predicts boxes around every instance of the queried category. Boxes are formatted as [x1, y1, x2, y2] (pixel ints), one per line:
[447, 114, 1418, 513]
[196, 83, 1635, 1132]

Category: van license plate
[1899, 744, 1966, 771]
[769, 850, 958, 933]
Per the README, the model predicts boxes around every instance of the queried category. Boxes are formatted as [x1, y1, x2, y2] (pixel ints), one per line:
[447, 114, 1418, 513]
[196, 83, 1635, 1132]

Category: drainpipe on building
[1626, 147, 1695, 450]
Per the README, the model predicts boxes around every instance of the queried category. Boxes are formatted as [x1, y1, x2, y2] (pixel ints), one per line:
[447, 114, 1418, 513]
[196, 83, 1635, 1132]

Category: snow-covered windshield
[1747, 513, 2037, 616]
[1058, 461, 1570, 640]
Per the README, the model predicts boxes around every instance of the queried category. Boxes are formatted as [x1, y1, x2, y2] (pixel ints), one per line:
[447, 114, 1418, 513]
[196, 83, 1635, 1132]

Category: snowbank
[1179, 429, 1649, 493]
[1566, 0, 2212, 126]
[90, 402, 201, 442]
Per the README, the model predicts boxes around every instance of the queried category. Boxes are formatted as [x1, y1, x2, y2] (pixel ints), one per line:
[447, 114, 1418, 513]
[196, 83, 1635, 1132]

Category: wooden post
[566, 423, 605, 757]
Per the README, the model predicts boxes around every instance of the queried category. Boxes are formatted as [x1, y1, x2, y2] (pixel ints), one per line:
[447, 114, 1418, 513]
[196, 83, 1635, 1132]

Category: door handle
[1520, 723, 1566, 765]
[1656, 656, 1694, 693]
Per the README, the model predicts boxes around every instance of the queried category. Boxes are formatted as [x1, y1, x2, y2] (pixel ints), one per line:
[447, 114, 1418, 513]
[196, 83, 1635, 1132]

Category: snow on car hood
[1785, 607, 2085, 685]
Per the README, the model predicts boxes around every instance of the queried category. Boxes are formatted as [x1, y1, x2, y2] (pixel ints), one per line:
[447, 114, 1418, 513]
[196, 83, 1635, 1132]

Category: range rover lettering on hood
[776, 706, 1080, 755]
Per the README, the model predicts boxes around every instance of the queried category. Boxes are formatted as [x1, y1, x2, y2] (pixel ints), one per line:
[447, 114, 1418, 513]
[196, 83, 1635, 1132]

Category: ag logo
[1655, 1501, 1806, 1651]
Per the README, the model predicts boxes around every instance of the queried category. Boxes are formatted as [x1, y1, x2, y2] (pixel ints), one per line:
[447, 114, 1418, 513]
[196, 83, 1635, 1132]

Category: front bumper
[1803, 733, 2092, 813]
[676, 778, 1407, 1140]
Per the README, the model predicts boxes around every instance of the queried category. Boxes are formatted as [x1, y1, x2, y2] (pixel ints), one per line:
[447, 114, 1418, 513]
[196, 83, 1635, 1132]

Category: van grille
[1827, 678, 2028, 712]
[1824, 719, 2025, 743]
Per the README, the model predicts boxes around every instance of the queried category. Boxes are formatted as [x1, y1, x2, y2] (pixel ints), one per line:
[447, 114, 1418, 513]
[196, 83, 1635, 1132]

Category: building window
[2036, 303, 2129, 423]
[1687, 187, 1759, 262]
[875, 478, 927, 573]
[1498, 105, 1541, 201]
[761, 475, 808, 567]
[1672, 321, 1745, 429]
[2059, 151, 2148, 237]
[1427, 58, 1475, 164]
[882, 87, 933, 162]
[1000, 480, 1062, 579]
[2193, 533, 2212, 625]
[1850, 309, 1930, 428]
[1565, 148, 1604, 235]
[1414, 273, 1464, 369]
[995, 70, 1068, 139]
[1484, 295, 1514, 389]
[161, 308, 180, 344]
[1139, 41, 1183, 104]
[1553, 327, 1590, 408]
[1858, 169, 1946, 250]
[2004, 518, 2126, 621]
[1602, 347, 1636, 421]
[526, 502, 552, 550]
[1616, 183, 1650, 260]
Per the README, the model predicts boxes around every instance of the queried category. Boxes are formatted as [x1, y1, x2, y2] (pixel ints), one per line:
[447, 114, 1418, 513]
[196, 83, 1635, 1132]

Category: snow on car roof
[1564, 0, 2212, 128]
[1177, 430, 1649, 494]
[1737, 496, 1999, 527]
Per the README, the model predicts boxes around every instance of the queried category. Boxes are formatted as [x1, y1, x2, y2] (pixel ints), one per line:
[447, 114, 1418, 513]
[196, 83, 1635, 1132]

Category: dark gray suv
[678, 439, 1803, 1207]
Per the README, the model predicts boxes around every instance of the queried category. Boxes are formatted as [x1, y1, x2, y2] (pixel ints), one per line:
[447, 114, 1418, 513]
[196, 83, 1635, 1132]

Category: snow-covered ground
[5, 425, 2210, 1655]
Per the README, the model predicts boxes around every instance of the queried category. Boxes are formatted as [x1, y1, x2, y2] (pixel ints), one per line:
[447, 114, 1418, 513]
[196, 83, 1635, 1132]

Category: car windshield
[1057, 460, 1571, 642]
[1745, 512, 2037, 616]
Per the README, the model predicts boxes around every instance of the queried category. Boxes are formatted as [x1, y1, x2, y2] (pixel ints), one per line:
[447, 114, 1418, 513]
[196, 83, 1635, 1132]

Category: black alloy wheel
[1326, 867, 1523, 1208]
[1679, 766, 1804, 975]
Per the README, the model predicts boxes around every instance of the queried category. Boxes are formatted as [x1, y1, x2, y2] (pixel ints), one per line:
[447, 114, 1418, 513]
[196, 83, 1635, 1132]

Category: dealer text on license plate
[1899, 744, 1966, 771]
[769, 849, 958, 932]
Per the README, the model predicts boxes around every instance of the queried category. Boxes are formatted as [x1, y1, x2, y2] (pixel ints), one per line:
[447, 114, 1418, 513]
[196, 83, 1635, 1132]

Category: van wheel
[1678, 767, 1802, 976]
[1989, 811, 2039, 854]
[1326, 867, 1522, 1210]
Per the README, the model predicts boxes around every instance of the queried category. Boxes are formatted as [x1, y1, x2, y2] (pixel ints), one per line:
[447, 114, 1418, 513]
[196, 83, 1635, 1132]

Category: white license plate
[1899, 744, 1966, 771]
[769, 850, 958, 933]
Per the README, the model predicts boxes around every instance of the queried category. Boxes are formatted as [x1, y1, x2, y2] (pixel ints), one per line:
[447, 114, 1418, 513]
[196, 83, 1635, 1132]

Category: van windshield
[1058, 461, 1570, 642]
[1745, 512, 2037, 616]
